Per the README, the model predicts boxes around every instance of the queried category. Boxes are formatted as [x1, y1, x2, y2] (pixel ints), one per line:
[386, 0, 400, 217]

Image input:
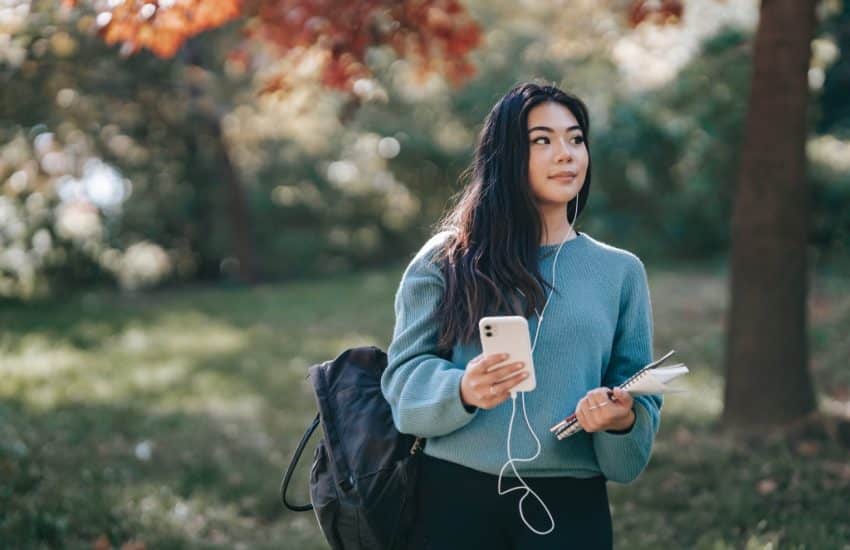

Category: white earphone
[497, 198, 580, 535]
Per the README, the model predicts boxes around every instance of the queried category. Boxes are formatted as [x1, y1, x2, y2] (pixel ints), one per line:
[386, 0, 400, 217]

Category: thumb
[612, 387, 631, 403]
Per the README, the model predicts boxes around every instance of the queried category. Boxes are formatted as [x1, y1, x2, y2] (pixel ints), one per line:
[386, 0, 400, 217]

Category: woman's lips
[550, 174, 577, 182]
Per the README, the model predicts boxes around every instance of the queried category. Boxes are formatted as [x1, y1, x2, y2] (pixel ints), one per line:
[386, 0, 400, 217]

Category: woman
[381, 82, 662, 550]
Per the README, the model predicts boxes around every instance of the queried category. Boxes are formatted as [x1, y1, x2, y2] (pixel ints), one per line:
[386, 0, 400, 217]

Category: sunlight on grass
[127, 358, 190, 391]
[111, 314, 248, 356]
[1, 338, 91, 378]
[1, 264, 848, 548]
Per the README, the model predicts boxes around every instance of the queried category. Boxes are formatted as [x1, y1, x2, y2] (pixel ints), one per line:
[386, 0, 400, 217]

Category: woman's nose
[554, 136, 572, 161]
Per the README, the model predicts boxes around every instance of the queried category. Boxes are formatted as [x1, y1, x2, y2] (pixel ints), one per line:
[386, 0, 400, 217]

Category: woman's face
[526, 101, 589, 210]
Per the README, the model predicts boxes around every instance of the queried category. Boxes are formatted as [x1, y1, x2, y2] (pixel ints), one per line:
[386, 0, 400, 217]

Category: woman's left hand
[575, 387, 636, 433]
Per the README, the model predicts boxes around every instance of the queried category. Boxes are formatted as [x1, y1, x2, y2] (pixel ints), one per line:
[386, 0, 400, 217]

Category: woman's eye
[532, 136, 549, 144]
[572, 136, 585, 144]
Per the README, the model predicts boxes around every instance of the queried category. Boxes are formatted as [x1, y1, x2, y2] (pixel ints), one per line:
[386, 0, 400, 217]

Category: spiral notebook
[549, 350, 688, 440]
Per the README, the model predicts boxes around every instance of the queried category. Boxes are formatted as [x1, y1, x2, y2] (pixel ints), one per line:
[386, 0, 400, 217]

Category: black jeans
[409, 454, 613, 550]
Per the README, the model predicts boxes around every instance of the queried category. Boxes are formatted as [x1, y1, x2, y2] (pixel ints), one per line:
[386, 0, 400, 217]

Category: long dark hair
[434, 82, 592, 350]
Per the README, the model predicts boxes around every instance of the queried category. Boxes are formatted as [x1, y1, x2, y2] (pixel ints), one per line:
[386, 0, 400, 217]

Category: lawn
[1, 262, 849, 549]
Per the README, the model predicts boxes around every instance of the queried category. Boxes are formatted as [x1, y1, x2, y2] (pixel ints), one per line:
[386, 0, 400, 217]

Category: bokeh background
[1, 0, 849, 548]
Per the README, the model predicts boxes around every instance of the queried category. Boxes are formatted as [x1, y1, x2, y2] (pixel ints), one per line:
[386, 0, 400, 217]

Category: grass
[1, 263, 849, 549]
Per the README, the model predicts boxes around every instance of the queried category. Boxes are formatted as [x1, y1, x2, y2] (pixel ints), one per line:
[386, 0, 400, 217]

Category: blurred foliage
[68, 0, 482, 92]
[811, 0, 850, 262]
[1, 0, 849, 300]
[818, 0, 850, 137]
[590, 29, 750, 259]
[1, 2, 235, 297]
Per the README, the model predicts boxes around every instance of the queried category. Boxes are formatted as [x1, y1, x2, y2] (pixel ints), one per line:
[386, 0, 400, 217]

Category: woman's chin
[535, 197, 578, 210]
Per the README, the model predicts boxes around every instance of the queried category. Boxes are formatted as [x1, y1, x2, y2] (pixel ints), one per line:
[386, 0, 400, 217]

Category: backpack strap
[281, 413, 320, 512]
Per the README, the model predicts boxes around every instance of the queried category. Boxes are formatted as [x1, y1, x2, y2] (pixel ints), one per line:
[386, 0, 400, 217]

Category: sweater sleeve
[593, 257, 662, 484]
[381, 242, 478, 438]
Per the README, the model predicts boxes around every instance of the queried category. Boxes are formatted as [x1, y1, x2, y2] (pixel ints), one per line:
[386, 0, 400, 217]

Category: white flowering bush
[114, 241, 172, 291]
[0, 128, 171, 298]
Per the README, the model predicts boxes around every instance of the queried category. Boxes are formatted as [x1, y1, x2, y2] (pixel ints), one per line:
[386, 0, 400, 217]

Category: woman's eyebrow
[527, 125, 582, 133]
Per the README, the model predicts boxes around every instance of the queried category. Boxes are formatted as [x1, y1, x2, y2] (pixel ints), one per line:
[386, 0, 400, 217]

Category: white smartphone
[478, 315, 536, 393]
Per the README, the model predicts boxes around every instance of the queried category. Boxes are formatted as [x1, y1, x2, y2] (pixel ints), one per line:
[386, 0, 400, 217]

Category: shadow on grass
[0, 394, 328, 550]
[0, 268, 402, 354]
[610, 410, 850, 548]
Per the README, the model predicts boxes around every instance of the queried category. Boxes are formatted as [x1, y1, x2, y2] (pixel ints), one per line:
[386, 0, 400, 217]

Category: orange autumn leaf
[97, 0, 242, 58]
[77, 0, 481, 93]
[627, 0, 683, 27]
[249, 0, 482, 92]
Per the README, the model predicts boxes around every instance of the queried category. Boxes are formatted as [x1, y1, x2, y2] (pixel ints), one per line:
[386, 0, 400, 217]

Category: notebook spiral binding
[550, 350, 676, 440]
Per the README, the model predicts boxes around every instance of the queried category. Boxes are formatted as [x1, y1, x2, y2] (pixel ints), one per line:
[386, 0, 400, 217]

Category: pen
[550, 350, 676, 437]
[548, 390, 617, 433]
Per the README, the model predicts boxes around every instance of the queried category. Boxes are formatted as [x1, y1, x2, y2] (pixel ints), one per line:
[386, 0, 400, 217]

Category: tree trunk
[183, 41, 259, 284]
[209, 114, 259, 283]
[723, 0, 817, 428]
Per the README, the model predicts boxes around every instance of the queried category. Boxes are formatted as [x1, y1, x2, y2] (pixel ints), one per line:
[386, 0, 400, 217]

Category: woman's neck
[539, 205, 576, 245]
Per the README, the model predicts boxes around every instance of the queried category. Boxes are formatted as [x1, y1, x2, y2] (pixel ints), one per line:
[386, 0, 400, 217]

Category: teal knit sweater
[381, 231, 662, 484]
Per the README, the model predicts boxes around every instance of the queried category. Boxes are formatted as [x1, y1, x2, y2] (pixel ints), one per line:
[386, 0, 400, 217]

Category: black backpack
[281, 346, 425, 550]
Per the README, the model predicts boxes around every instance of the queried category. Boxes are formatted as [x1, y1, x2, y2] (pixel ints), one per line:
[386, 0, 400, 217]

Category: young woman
[381, 82, 662, 550]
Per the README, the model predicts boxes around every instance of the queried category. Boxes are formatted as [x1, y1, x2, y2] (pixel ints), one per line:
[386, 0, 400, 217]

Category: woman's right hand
[460, 353, 529, 410]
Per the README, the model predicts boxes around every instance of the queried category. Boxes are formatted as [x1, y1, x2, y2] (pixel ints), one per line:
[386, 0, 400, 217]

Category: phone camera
[484, 325, 491, 330]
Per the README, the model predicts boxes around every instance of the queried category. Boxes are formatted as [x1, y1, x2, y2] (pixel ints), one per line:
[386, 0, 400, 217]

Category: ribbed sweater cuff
[442, 368, 479, 430]
[395, 367, 479, 437]
[592, 401, 653, 483]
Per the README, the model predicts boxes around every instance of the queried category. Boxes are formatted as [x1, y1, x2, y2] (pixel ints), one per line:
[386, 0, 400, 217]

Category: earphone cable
[497, 218, 575, 536]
